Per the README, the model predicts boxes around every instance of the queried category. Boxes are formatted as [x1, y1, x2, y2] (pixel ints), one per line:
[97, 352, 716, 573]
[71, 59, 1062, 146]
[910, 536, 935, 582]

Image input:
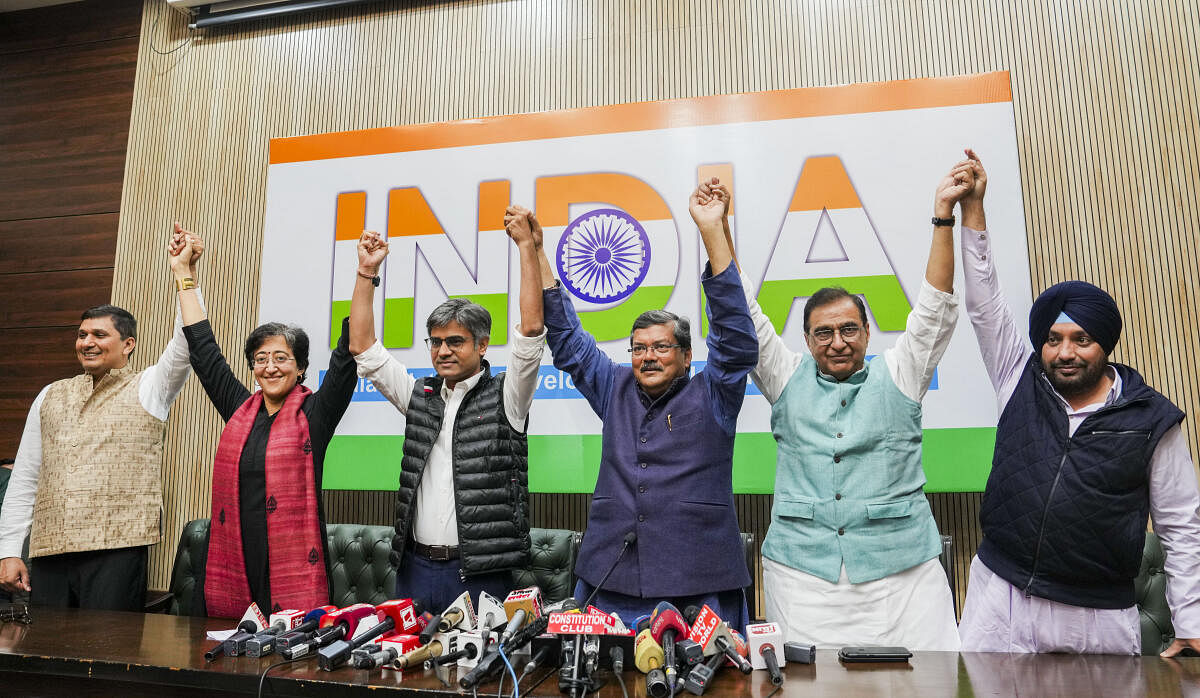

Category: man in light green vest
[725, 156, 976, 649]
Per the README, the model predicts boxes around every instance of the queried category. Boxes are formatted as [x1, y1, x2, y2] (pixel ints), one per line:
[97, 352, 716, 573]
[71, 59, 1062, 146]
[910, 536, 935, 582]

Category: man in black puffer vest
[348, 216, 546, 613]
[953, 151, 1200, 655]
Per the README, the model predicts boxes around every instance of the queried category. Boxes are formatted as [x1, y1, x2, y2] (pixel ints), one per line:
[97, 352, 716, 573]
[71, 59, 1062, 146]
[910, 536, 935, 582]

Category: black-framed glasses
[628, 343, 682, 357]
[425, 336, 471, 351]
[810, 324, 863, 345]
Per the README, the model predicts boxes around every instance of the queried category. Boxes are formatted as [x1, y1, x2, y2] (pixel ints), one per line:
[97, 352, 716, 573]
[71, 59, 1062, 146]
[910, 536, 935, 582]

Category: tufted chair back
[327, 523, 398, 607]
[163, 518, 211, 616]
[1136, 531, 1175, 655]
[160, 519, 581, 613]
[511, 528, 581, 604]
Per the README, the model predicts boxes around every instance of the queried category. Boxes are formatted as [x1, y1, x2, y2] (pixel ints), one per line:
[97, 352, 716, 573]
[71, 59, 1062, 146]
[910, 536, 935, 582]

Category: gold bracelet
[176, 277, 196, 292]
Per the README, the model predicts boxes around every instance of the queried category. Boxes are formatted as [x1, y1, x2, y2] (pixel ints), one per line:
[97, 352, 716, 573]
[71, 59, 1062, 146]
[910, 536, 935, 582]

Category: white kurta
[958, 225, 1200, 653]
[745, 274, 961, 651]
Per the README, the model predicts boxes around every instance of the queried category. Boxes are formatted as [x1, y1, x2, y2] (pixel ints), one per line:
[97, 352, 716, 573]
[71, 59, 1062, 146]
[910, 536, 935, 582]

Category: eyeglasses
[810, 324, 864, 345]
[425, 336, 472, 351]
[252, 352, 295, 367]
[628, 343, 682, 357]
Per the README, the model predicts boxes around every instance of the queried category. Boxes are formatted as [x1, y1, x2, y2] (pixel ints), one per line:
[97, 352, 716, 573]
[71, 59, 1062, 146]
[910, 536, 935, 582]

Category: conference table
[1, 607, 1199, 697]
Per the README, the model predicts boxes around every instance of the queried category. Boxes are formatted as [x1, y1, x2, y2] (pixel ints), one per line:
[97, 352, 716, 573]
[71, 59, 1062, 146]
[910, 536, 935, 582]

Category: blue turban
[1028, 281, 1122, 354]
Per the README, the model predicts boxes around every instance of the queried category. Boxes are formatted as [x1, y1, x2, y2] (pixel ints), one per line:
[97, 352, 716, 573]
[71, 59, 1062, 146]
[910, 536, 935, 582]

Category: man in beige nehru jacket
[0, 231, 201, 611]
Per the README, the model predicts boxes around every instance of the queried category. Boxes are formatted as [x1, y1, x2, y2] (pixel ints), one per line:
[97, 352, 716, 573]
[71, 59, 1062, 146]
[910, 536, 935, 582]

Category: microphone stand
[566, 531, 636, 697]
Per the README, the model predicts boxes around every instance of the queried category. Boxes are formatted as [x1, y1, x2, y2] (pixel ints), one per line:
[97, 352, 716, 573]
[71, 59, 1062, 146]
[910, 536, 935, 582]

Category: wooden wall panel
[114, 0, 1200, 606]
[0, 0, 140, 460]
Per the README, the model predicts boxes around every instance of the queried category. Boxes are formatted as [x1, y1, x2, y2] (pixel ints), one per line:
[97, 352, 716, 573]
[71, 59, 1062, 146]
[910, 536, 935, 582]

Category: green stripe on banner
[578, 285, 675, 341]
[381, 297, 416, 348]
[329, 300, 351, 349]
[450, 293, 508, 345]
[757, 275, 913, 332]
[322, 427, 996, 493]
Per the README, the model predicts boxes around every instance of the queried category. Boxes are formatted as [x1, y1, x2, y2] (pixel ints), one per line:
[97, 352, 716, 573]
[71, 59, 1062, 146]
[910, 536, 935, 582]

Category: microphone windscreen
[648, 602, 688, 644]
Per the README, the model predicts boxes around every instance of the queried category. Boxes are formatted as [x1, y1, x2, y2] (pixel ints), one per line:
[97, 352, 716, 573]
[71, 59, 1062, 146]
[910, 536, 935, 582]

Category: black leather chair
[1136, 531, 1175, 655]
[153, 519, 582, 614]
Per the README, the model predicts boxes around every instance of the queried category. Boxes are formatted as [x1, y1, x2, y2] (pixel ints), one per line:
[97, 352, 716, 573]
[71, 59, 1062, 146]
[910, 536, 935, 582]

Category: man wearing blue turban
[955, 150, 1200, 656]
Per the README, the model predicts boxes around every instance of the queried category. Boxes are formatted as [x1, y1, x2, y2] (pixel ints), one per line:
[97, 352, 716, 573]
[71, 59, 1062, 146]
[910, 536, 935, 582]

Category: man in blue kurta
[532, 179, 757, 629]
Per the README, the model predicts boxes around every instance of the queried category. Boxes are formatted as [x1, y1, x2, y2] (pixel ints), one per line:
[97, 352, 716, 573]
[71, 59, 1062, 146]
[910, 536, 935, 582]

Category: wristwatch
[931, 216, 956, 227]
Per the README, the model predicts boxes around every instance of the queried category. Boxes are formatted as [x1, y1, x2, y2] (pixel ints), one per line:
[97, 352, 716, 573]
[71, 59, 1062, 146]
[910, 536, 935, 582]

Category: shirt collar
[441, 367, 486, 399]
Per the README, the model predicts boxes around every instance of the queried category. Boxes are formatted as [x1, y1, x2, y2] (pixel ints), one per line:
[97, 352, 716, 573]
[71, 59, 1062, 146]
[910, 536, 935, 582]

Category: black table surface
[2, 606, 1200, 697]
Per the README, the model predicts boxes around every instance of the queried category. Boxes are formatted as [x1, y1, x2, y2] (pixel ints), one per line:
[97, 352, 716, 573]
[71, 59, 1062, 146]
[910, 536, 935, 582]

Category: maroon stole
[204, 385, 328, 618]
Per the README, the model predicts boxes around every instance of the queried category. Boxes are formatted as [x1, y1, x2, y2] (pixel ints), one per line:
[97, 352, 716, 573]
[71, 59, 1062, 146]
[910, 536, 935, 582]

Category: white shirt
[354, 325, 545, 546]
[961, 225, 1200, 638]
[0, 299, 197, 560]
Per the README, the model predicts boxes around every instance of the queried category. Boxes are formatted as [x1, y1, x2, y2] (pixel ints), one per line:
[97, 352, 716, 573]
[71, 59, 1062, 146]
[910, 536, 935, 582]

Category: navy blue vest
[978, 356, 1184, 608]
[575, 369, 750, 598]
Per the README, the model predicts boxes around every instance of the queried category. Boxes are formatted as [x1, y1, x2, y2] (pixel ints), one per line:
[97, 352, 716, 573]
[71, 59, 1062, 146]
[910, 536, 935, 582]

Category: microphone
[682, 652, 724, 695]
[649, 602, 689, 696]
[521, 645, 553, 676]
[500, 586, 544, 646]
[580, 532, 636, 611]
[221, 619, 266, 658]
[390, 632, 455, 670]
[435, 640, 481, 666]
[683, 604, 752, 674]
[282, 604, 377, 660]
[746, 622, 785, 686]
[421, 591, 476, 644]
[275, 605, 338, 652]
[319, 599, 422, 671]
[610, 645, 624, 674]
[476, 591, 507, 651]
[205, 618, 258, 661]
[558, 531, 636, 697]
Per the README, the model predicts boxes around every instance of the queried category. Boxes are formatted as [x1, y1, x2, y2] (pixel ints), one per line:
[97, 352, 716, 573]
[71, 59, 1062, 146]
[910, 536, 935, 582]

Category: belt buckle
[429, 545, 450, 561]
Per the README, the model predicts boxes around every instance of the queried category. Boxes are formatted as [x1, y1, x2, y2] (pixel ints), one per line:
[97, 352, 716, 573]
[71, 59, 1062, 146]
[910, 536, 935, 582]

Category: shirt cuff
[354, 339, 391, 376]
[700, 260, 741, 292]
[961, 225, 993, 258]
[509, 324, 547, 358]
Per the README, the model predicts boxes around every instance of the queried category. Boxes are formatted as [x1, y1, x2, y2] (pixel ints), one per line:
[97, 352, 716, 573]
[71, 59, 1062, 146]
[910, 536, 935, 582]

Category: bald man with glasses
[734, 158, 977, 650]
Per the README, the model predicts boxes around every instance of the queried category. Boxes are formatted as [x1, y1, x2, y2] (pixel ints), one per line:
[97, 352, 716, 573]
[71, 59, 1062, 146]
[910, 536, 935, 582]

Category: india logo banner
[262, 71, 1031, 493]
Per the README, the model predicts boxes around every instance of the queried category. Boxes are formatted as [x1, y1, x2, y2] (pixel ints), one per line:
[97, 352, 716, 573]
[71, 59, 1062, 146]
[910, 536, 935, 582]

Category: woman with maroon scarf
[169, 225, 357, 617]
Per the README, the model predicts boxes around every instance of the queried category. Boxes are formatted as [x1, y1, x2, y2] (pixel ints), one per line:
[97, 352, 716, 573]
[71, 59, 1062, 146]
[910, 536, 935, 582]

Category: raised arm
[957, 149, 1030, 406]
[504, 206, 545, 338]
[348, 230, 415, 413]
[689, 179, 757, 432]
[691, 177, 733, 276]
[139, 222, 205, 420]
[170, 227, 250, 420]
[350, 231, 387, 355]
[885, 158, 975, 401]
[498, 206, 549, 431]
[169, 222, 207, 327]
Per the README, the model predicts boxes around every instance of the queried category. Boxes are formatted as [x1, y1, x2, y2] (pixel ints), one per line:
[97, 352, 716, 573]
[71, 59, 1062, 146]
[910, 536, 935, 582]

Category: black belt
[410, 540, 460, 561]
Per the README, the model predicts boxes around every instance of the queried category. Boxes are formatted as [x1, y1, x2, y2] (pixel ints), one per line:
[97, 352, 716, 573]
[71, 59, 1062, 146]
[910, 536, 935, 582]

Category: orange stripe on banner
[535, 173, 673, 227]
[335, 192, 367, 240]
[270, 72, 1012, 164]
[387, 188, 445, 237]
[789, 156, 861, 211]
[697, 164, 734, 215]
[478, 180, 511, 232]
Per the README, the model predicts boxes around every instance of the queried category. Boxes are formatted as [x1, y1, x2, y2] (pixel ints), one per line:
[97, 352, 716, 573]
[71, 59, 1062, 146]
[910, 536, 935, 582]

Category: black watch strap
[932, 215, 956, 227]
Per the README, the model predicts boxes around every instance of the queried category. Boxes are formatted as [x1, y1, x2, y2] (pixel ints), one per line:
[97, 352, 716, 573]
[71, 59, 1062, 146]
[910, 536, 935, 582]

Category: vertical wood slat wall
[114, 0, 1200, 605]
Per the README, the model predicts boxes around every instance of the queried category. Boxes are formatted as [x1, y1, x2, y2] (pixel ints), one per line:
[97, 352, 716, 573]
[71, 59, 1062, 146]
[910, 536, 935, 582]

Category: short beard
[1045, 358, 1108, 400]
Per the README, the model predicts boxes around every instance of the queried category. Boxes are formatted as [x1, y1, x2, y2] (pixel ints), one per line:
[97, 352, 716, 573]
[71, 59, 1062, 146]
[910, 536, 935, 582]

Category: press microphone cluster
[318, 598, 424, 670]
